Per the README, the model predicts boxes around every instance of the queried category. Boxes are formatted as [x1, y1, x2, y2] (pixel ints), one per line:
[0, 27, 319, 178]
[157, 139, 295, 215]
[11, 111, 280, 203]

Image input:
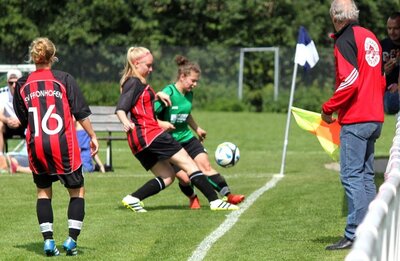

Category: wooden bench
[89, 106, 126, 171]
[5, 106, 126, 171]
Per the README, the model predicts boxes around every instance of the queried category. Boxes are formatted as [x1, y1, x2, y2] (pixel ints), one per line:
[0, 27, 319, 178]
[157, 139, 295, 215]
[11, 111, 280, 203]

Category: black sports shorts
[135, 132, 182, 171]
[172, 137, 206, 173]
[32, 166, 84, 189]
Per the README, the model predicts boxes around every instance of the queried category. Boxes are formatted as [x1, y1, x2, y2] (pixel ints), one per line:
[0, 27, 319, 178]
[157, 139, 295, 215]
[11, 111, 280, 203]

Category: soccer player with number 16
[13, 37, 99, 257]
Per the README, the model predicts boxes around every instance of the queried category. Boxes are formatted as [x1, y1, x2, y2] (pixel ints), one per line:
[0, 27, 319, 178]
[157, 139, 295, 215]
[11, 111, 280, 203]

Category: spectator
[5, 140, 31, 174]
[0, 69, 25, 154]
[76, 120, 105, 173]
[381, 12, 400, 114]
[322, 0, 385, 250]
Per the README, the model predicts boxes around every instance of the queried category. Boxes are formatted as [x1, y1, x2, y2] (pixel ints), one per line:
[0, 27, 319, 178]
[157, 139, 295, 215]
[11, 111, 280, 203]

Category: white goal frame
[237, 47, 280, 101]
[0, 64, 35, 73]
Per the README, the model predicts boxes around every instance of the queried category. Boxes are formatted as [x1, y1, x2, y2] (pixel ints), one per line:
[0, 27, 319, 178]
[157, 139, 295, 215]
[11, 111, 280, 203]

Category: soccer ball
[214, 142, 240, 168]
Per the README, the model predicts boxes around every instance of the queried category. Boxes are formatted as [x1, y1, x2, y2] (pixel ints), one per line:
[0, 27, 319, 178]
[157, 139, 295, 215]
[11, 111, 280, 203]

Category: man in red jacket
[322, 0, 386, 250]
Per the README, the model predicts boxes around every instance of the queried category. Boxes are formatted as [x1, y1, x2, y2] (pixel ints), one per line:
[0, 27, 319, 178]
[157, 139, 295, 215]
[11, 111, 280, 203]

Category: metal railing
[345, 115, 400, 261]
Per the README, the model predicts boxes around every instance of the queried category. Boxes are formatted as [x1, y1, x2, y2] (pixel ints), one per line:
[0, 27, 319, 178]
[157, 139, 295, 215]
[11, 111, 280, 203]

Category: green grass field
[0, 112, 395, 260]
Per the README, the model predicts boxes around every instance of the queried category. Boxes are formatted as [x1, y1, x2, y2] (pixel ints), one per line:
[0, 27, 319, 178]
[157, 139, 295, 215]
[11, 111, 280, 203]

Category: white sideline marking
[188, 174, 284, 261]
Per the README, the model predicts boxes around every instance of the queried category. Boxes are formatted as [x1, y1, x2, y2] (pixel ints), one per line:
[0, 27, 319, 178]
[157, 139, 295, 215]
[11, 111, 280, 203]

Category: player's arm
[115, 79, 142, 132]
[155, 91, 171, 107]
[187, 114, 206, 141]
[65, 73, 91, 120]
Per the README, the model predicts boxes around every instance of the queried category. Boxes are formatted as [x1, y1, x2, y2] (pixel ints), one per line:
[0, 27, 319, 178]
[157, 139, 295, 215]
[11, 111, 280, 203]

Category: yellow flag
[291, 107, 340, 161]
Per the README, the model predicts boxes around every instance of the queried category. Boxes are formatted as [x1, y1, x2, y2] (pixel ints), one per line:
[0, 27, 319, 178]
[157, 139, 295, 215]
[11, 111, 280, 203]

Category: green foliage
[78, 81, 120, 106]
[0, 0, 397, 111]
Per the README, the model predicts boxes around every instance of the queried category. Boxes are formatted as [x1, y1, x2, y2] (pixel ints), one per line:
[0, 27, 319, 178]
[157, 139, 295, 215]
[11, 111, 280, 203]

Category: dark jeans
[384, 91, 399, 114]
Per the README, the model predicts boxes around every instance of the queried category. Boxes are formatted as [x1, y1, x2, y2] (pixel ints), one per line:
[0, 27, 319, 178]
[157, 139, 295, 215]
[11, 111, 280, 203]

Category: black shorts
[135, 132, 182, 171]
[32, 166, 84, 189]
[172, 137, 206, 173]
[4, 125, 25, 139]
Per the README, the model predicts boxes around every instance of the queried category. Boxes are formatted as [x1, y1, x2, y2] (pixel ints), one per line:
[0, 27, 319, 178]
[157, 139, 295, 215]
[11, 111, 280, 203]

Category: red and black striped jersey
[116, 77, 164, 154]
[13, 69, 91, 175]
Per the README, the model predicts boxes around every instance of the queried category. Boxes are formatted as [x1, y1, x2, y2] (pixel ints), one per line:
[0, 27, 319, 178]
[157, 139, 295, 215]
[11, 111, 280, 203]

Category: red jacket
[322, 23, 386, 125]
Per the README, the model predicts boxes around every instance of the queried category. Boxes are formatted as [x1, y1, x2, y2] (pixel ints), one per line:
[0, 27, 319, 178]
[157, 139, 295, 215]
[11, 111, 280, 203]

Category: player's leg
[34, 174, 60, 256]
[183, 138, 245, 205]
[176, 169, 200, 209]
[122, 161, 175, 212]
[170, 148, 238, 211]
[59, 168, 85, 256]
[194, 153, 245, 204]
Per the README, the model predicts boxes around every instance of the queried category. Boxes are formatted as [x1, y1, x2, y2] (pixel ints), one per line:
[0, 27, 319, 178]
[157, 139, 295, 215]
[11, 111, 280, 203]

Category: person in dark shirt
[381, 12, 400, 114]
[13, 37, 99, 257]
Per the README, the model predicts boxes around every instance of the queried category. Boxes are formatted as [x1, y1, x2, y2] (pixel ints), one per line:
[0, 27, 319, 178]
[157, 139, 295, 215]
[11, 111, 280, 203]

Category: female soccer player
[154, 55, 245, 209]
[116, 47, 238, 212]
[13, 37, 99, 256]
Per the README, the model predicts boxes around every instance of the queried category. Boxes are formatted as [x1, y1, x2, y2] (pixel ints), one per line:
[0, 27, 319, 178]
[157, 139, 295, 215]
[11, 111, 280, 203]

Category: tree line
[0, 0, 398, 111]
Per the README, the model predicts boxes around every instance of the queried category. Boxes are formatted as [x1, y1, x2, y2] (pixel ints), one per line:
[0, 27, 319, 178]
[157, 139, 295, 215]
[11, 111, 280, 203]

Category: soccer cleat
[122, 195, 147, 213]
[189, 195, 201, 209]
[43, 239, 60, 256]
[63, 237, 77, 256]
[210, 199, 239, 211]
[225, 194, 245, 205]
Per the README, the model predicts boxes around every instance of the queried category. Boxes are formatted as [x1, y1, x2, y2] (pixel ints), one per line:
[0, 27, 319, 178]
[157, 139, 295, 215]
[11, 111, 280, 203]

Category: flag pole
[279, 62, 298, 176]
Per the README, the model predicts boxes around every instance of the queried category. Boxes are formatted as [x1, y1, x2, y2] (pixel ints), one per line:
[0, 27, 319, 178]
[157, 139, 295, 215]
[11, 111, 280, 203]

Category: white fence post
[346, 114, 400, 261]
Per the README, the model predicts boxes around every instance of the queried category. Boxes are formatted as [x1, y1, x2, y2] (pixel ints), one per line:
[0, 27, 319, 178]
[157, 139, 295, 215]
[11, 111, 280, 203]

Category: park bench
[88, 106, 126, 171]
[5, 105, 126, 171]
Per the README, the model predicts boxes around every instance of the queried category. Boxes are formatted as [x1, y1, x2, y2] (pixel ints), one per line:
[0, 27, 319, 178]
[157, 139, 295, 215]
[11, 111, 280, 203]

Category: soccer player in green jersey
[154, 55, 245, 209]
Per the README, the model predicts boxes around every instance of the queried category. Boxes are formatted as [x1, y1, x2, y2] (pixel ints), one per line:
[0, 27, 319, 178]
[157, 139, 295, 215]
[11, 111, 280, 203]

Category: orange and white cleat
[225, 194, 245, 205]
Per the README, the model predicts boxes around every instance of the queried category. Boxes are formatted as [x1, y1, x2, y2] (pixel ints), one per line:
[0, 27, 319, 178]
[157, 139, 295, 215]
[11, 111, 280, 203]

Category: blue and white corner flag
[294, 26, 319, 69]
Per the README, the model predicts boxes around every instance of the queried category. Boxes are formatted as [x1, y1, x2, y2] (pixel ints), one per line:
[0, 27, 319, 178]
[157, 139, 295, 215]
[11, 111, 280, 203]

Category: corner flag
[291, 107, 340, 161]
[279, 26, 320, 175]
[294, 26, 319, 69]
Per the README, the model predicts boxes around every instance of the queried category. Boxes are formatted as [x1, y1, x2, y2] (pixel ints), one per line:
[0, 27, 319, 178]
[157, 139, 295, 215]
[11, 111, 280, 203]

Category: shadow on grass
[312, 235, 343, 244]
[14, 242, 90, 256]
[116, 205, 203, 211]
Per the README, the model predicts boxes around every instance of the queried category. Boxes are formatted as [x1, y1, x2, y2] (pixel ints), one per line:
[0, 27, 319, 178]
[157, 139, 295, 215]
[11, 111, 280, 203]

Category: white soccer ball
[214, 142, 240, 168]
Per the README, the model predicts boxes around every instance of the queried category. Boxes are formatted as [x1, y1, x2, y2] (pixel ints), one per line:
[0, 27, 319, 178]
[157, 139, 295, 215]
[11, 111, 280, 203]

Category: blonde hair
[120, 47, 151, 88]
[29, 37, 58, 65]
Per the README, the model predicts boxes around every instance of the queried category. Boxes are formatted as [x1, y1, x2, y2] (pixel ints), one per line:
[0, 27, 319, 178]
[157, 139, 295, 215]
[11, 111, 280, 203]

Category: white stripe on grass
[188, 174, 284, 261]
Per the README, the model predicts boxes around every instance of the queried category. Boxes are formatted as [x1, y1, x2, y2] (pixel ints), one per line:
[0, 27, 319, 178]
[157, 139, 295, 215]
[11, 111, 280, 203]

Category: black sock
[179, 182, 195, 198]
[208, 173, 230, 196]
[132, 177, 165, 200]
[37, 198, 54, 240]
[189, 171, 218, 202]
[68, 197, 85, 241]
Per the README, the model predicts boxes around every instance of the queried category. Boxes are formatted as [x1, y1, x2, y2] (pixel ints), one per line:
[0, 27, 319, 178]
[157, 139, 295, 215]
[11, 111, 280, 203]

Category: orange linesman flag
[291, 107, 341, 161]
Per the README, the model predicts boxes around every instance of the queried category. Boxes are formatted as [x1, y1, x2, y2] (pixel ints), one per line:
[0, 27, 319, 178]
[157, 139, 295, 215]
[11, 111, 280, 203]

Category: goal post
[0, 64, 35, 73]
[238, 47, 280, 101]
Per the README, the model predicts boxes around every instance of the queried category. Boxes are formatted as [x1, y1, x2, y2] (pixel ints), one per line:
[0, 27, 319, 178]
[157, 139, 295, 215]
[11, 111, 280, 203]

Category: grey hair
[330, 0, 359, 23]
